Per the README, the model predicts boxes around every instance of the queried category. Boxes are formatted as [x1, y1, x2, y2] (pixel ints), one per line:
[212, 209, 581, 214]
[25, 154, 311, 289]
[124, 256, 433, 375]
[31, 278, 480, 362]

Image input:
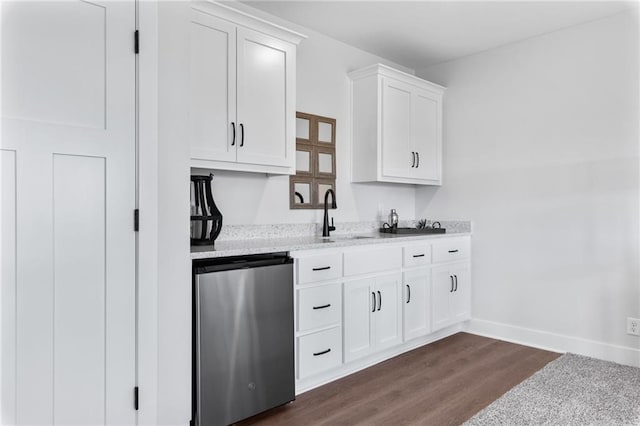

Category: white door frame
[137, 1, 159, 425]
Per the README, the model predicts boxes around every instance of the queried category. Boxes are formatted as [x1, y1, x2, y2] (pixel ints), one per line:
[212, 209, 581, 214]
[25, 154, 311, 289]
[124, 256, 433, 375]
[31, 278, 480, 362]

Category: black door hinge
[134, 386, 139, 410]
[134, 30, 140, 54]
[134, 209, 139, 232]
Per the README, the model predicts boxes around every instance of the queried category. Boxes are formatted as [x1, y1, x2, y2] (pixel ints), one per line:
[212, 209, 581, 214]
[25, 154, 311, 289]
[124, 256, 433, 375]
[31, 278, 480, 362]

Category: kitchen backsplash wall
[191, 6, 418, 226]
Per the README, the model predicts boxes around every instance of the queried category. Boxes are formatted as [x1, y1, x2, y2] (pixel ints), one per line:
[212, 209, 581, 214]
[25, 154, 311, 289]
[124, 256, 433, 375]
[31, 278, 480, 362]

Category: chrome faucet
[322, 188, 337, 237]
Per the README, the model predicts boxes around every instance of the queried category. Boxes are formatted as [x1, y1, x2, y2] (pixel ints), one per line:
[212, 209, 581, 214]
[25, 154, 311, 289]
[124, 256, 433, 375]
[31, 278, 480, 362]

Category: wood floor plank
[239, 333, 561, 426]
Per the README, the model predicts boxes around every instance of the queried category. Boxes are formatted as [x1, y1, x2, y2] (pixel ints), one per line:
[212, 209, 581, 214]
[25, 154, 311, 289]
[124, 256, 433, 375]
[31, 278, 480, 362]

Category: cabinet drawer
[403, 244, 432, 268]
[432, 238, 470, 263]
[343, 246, 402, 276]
[298, 327, 342, 379]
[298, 284, 341, 332]
[297, 253, 342, 284]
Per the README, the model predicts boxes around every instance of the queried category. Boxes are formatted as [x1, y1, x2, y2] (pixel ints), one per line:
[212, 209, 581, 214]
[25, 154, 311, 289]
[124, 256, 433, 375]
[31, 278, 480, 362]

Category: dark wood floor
[240, 332, 560, 426]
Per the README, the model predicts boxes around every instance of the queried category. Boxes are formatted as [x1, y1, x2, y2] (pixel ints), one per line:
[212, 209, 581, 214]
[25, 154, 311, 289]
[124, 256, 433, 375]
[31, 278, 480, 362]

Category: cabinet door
[236, 27, 295, 168]
[451, 263, 471, 323]
[403, 268, 431, 341]
[189, 10, 237, 162]
[343, 279, 375, 363]
[412, 88, 441, 182]
[381, 78, 413, 179]
[431, 266, 453, 332]
[373, 273, 402, 351]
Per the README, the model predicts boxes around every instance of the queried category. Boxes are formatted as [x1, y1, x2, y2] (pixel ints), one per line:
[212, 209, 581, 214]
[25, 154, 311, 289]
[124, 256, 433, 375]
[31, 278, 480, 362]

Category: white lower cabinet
[298, 326, 342, 379]
[293, 236, 471, 390]
[432, 262, 471, 332]
[343, 273, 402, 363]
[402, 268, 431, 341]
[297, 283, 342, 332]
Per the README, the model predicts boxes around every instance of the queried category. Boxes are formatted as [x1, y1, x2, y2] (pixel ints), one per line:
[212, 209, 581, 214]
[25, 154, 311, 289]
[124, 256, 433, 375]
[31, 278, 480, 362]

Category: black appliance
[190, 174, 223, 246]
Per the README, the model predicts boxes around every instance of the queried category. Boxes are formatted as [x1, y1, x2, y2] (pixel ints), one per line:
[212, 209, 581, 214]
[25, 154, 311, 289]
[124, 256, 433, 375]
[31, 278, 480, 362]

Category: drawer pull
[312, 266, 331, 271]
[313, 348, 331, 356]
[412, 254, 425, 258]
[448, 249, 459, 253]
[312, 303, 331, 310]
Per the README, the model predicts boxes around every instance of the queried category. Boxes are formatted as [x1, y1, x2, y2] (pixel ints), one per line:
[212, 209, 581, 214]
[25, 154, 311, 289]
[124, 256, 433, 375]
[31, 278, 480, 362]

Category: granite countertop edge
[191, 231, 472, 260]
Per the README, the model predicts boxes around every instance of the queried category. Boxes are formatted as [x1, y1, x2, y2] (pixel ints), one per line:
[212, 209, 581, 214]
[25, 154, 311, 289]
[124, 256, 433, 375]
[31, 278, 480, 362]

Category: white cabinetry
[189, 4, 304, 175]
[298, 327, 342, 379]
[402, 243, 432, 342]
[343, 273, 402, 363]
[291, 235, 471, 392]
[432, 263, 471, 332]
[431, 237, 472, 331]
[402, 268, 431, 341]
[294, 251, 344, 380]
[350, 64, 445, 185]
[297, 283, 341, 332]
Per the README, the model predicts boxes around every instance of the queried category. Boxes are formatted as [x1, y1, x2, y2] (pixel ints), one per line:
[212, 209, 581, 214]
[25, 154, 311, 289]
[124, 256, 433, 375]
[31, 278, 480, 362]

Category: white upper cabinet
[190, 4, 305, 174]
[350, 64, 445, 185]
[189, 11, 236, 163]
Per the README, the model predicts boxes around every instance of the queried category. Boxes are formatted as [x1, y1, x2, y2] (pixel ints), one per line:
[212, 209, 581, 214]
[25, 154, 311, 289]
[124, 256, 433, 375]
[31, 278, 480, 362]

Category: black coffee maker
[190, 174, 223, 246]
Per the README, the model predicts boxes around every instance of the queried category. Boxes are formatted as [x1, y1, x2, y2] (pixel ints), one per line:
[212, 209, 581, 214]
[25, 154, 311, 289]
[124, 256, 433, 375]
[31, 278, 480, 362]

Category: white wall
[416, 10, 640, 364]
[194, 4, 417, 226]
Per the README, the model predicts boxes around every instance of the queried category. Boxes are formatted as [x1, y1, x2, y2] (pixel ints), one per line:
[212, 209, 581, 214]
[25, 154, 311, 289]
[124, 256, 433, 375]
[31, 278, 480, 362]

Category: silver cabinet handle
[450, 276, 454, 292]
[239, 123, 244, 147]
[454, 275, 458, 292]
[416, 152, 420, 168]
[377, 291, 382, 311]
[371, 292, 376, 312]
[411, 151, 416, 168]
[406, 284, 411, 303]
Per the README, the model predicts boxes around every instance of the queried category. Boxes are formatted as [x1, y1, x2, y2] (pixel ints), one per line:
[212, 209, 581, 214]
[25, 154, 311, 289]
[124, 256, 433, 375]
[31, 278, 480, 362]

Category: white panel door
[412, 88, 441, 181]
[189, 9, 237, 163]
[236, 27, 294, 168]
[381, 78, 413, 179]
[343, 279, 375, 363]
[373, 273, 402, 351]
[431, 266, 453, 332]
[403, 268, 431, 341]
[1, 1, 136, 424]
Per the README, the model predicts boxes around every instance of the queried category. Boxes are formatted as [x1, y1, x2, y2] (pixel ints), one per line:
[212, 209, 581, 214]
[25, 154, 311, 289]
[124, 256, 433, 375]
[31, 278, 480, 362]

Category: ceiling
[241, 1, 636, 70]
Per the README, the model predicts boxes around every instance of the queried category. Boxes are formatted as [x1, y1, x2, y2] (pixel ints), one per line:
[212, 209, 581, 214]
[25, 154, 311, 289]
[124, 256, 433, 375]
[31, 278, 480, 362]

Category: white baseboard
[465, 318, 640, 368]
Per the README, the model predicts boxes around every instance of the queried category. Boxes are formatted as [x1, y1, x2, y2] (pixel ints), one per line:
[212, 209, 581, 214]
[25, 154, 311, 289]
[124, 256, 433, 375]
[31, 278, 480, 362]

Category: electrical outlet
[628, 317, 640, 336]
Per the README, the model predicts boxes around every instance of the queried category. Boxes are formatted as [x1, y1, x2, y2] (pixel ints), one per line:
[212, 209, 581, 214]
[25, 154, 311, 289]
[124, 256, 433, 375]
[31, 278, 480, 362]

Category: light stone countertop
[190, 229, 471, 259]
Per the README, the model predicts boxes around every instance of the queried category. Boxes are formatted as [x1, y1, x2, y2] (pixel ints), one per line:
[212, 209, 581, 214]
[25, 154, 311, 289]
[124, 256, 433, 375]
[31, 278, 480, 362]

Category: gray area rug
[464, 353, 640, 425]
